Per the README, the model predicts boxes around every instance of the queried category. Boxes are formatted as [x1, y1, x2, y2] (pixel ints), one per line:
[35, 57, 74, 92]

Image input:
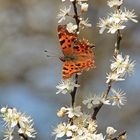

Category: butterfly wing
[62, 39, 95, 79]
[58, 25, 95, 79]
[62, 61, 81, 79]
[58, 25, 77, 55]
[73, 39, 96, 71]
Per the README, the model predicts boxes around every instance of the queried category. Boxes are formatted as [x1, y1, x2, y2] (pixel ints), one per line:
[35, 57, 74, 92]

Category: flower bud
[57, 107, 67, 118]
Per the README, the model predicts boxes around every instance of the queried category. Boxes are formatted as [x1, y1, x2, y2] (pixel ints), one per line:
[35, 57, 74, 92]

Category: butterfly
[58, 25, 96, 79]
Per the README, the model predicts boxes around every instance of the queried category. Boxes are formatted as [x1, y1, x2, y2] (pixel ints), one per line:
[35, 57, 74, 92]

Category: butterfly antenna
[44, 50, 59, 58]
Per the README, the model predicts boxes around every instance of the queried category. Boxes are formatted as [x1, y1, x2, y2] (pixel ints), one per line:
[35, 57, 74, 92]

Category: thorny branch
[70, 0, 80, 107]
[92, 5, 122, 120]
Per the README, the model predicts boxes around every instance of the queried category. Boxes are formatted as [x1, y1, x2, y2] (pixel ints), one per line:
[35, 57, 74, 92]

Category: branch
[92, 5, 122, 120]
[114, 29, 122, 57]
[18, 123, 28, 140]
[111, 131, 126, 140]
[72, 0, 80, 32]
[70, 0, 80, 107]
[92, 81, 112, 120]
[70, 74, 79, 107]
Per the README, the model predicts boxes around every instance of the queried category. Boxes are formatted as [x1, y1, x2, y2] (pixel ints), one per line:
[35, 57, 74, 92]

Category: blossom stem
[111, 131, 126, 140]
[70, 0, 80, 107]
[92, 81, 112, 120]
[72, 0, 80, 32]
[18, 123, 28, 140]
[70, 74, 79, 107]
[114, 4, 122, 57]
[114, 29, 122, 57]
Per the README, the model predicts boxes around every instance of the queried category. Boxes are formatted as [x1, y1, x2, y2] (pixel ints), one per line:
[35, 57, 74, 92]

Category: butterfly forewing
[58, 25, 77, 55]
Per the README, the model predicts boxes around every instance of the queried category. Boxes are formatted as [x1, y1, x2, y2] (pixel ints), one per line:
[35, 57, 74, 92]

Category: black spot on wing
[60, 40, 65, 45]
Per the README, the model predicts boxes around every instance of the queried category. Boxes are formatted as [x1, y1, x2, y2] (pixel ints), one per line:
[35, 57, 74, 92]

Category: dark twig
[70, 0, 80, 107]
[70, 74, 79, 107]
[114, 29, 122, 57]
[72, 0, 80, 32]
[92, 81, 112, 120]
[111, 131, 126, 140]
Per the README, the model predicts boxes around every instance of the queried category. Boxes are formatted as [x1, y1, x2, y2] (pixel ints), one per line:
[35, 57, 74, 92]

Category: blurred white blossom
[57, 107, 67, 118]
[111, 54, 135, 76]
[83, 94, 110, 109]
[106, 126, 117, 136]
[66, 106, 83, 118]
[124, 8, 138, 23]
[53, 123, 74, 139]
[80, 3, 89, 12]
[106, 72, 125, 83]
[98, 8, 138, 34]
[3, 128, 14, 140]
[57, 6, 71, 23]
[66, 22, 78, 33]
[80, 18, 92, 29]
[107, 0, 123, 8]
[1, 106, 36, 139]
[56, 78, 80, 94]
[111, 89, 127, 108]
[18, 123, 36, 138]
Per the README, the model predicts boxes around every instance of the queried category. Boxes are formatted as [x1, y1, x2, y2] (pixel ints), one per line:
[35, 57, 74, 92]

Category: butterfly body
[60, 54, 77, 62]
[58, 25, 96, 79]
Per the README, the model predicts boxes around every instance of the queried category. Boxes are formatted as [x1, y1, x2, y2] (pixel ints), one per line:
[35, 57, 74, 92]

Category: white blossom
[57, 107, 67, 118]
[98, 8, 138, 34]
[53, 123, 73, 139]
[57, 6, 71, 23]
[106, 126, 117, 136]
[92, 133, 104, 140]
[18, 123, 36, 138]
[107, 0, 123, 8]
[66, 22, 78, 33]
[106, 72, 125, 83]
[1, 107, 19, 128]
[66, 106, 83, 118]
[1, 106, 36, 139]
[80, 18, 92, 29]
[83, 96, 94, 109]
[97, 17, 111, 34]
[56, 78, 80, 94]
[107, 23, 126, 34]
[3, 128, 14, 140]
[111, 89, 127, 108]
[83, 94, 110, 109]
[80, 3, 89, 12]
[123, 55, 135, 76]
[111, 54, 135, 76]
[124, 8, 138, 23]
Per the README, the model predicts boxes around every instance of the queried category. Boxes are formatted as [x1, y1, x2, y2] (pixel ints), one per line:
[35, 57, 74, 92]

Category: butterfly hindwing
[62, 61, 81, 79]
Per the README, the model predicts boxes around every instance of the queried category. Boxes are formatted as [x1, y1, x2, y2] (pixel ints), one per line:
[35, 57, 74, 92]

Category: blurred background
[0, 0, 139, 139]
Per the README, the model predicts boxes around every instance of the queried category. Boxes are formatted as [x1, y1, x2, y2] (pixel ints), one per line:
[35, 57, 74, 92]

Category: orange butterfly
[58, 25, 96, 79]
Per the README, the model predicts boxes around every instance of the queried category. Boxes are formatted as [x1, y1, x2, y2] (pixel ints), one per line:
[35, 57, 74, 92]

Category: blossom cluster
[83, 89, 127, 108]
[53, 105, 118, 140]
[0, 106, 36, 140]
[106, 54, 135, 83]
[98, 0, 138, 34]
[57, 0, 92, 33]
